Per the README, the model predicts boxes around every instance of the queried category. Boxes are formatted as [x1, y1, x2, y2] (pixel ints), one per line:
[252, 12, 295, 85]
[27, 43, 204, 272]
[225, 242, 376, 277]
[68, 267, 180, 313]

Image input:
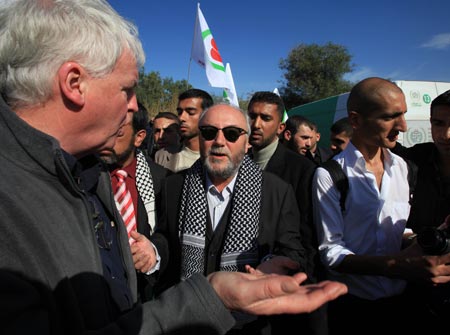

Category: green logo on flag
[423, 94, 431, 104]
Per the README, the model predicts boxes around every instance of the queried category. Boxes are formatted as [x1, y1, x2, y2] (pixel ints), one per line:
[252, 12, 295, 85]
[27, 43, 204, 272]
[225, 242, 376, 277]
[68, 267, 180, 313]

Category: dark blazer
[265, 142, 320, 280]
[135, 156, 171, 301]
[306, 146, 334, 165]
[392, 142, 450, 232]
[265, 144, 328, 335]
[153, 164, 305, 294]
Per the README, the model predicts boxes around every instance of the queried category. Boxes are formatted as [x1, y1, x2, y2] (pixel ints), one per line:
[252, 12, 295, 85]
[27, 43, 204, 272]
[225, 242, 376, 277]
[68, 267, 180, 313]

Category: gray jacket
[0, 97, 234, 334]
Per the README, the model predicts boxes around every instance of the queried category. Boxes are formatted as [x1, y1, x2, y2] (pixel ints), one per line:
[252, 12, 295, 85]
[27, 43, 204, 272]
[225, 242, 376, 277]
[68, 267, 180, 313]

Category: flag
[273, 88, 288, 122]
[191, 4, 229, 88]
[223, 63, 239, 107]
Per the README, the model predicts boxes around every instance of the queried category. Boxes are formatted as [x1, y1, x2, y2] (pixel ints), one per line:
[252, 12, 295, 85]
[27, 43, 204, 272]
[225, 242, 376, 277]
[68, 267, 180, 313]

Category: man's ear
[58, 62, 85, 107]
[277, 122, 286, 136]
[134, 129, 147, 148]
[348, 111, 359, 129]
[316, 131, 321, 142]
[283, 129, 292, 142]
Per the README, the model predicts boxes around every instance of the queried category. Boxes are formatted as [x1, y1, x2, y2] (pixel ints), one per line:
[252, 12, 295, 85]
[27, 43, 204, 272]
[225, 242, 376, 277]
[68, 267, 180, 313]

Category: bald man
[153, 103, 309, 334]
[312, 77, 450, 334]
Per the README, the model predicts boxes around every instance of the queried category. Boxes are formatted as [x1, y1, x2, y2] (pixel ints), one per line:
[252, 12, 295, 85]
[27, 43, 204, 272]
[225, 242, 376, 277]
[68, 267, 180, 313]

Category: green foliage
[136, 69, 248, 117]
[279, 42, 355, 109]
[136, 68, 192, 118]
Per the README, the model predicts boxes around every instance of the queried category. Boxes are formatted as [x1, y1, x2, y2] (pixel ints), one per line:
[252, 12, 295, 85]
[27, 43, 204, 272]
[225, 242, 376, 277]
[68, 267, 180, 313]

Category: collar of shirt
[110, 156, 137, 181]
[62, 151, 102, 192]
[344, 141, 399, 176]
[205, 172, 237, 198]
[251, 138, 278, 170]
[205, 172, 238, 230]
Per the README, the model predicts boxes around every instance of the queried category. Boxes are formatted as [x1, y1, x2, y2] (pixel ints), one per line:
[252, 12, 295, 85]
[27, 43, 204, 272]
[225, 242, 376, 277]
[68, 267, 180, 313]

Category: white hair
[0, 0, 145, 109]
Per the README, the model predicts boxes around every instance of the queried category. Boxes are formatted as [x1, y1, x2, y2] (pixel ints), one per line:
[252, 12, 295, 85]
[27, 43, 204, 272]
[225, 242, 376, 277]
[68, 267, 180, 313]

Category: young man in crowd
[155, 89, 213, 172]
[283, 115, 333, 164]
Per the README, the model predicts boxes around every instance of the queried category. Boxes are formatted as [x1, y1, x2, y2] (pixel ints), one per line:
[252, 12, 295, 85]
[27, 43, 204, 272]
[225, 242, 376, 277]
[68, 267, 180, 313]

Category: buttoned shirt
[205, 173, 237, 231]
[312, 141, 411, 300]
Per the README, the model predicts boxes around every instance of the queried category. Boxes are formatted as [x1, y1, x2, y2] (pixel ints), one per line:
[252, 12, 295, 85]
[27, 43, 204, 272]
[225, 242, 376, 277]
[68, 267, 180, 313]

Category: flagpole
[187, 3, 200, 89]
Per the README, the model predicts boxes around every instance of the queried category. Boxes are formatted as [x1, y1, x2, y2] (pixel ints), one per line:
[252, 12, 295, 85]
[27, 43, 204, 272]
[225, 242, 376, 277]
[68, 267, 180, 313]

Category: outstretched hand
[207, 271, 347, 315]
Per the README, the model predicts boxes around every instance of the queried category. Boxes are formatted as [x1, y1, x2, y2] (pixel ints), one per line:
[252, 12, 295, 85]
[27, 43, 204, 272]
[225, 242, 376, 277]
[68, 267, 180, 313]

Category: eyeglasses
[199, 125, 247, 143]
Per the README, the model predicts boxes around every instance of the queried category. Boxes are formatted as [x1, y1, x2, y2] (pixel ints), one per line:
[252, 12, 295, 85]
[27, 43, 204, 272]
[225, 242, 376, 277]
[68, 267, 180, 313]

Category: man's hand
[130, 230, 156, 273]
[207, 271, 347, 315]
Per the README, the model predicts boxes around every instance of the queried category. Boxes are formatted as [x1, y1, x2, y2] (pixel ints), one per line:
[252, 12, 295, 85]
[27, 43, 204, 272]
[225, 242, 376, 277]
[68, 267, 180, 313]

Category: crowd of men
[0, 1, 449, 335]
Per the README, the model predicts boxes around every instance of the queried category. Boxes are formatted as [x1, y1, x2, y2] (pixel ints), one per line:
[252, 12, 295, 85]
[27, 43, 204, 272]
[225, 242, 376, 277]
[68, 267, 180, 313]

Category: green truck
[288, 80, 450, 148]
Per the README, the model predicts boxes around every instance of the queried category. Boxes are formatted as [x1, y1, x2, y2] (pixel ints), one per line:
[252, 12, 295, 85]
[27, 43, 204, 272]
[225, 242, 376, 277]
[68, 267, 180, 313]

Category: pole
[186, 3, 200, 89]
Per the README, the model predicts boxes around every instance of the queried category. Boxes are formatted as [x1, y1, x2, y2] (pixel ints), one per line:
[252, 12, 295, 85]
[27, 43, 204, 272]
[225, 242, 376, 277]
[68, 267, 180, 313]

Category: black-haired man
[155, 88, 214, 172]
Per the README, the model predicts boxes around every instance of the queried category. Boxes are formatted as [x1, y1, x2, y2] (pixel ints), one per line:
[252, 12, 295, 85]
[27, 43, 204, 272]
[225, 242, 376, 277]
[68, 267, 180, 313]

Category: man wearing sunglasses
[153, 103, 308, 333]
[248, 91, 326, 335]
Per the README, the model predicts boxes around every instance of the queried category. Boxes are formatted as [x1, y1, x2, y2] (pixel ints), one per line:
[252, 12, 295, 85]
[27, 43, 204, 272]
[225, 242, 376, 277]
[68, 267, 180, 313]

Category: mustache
[251, 130, 263, 136]
[208, 146, 231, 157]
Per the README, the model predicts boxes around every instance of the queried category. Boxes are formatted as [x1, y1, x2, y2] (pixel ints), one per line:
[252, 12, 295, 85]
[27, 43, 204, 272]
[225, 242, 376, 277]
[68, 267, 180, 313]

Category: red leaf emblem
[210, 38, 223, 63]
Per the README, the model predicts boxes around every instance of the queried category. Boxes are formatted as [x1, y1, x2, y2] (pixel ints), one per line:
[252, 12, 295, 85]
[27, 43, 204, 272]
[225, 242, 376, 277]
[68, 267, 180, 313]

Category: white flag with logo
[191, 4, 230, 88]
[223, 63, 239, 107]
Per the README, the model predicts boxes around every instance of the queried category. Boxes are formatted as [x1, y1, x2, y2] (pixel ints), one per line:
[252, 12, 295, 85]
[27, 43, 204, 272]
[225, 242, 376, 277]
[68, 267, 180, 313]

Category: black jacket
[393, 142, 450, 232]
[153, 162, 305, 293]
[265, 143, 320, 281]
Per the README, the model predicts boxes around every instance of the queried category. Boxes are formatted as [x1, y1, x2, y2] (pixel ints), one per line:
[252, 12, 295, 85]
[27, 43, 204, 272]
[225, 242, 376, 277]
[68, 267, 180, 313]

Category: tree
[136, 69, 249, 118]
[136, 69, 192, 118]
[279, 42, 355, 109]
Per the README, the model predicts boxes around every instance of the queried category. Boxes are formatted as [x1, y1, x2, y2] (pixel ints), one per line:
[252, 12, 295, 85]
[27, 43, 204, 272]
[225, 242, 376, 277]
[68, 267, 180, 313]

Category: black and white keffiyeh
[135, 150, 155, 231]
[179, 155, 263, 280]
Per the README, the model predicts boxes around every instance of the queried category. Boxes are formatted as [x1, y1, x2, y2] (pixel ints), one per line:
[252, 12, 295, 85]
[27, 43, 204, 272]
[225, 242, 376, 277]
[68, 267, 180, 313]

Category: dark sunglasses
[199, 125, 247, 143]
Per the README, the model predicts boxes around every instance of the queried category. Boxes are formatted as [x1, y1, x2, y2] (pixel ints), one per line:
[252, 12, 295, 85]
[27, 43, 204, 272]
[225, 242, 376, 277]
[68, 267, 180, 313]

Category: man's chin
[384, 138, 398, 149]
[98, 149, 117, 165]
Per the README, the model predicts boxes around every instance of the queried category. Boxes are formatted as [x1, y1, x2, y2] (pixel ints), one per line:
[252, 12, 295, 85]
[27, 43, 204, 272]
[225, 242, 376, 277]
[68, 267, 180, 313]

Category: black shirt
[63, 152, 133, 312]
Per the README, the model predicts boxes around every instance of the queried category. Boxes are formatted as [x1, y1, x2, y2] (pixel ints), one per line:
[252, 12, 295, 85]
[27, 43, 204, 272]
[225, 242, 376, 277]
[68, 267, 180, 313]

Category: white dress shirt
[312, 141, 411, 300]
[205, 173, 237, 231]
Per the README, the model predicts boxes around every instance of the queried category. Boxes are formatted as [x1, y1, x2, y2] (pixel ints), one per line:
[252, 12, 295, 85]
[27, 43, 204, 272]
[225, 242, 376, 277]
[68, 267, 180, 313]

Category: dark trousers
[226, 305, 328, 335]
[269, 304, 328, 335]
[328, 293, 423, 335]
